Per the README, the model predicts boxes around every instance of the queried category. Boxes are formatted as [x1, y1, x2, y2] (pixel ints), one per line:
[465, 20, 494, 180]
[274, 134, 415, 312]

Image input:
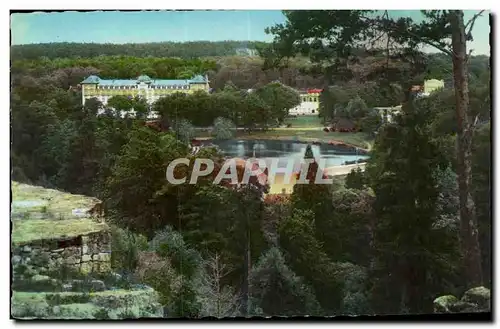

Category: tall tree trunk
[241, 202, 251, 316]
[449, 10, 483, 287]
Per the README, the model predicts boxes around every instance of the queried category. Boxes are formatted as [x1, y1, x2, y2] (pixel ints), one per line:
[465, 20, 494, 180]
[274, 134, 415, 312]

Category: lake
[204, 139, 369, 169]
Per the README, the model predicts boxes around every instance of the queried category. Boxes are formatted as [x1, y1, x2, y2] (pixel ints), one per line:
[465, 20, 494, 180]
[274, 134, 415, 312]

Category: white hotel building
[80, 74, 210, 118]
[288, 89, 322, 116]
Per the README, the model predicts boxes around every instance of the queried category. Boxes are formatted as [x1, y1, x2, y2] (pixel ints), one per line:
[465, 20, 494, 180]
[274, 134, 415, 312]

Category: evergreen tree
[291, 144, 330, 212]
[278, 209, 344, 314]
[149, 226, 203, 318]
[367, 101, 461, 314]
[249, 247, 322, 316]
[105, 126, 187, 236]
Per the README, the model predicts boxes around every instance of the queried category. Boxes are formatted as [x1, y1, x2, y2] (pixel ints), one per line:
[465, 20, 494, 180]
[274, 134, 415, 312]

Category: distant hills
[10, 41, 267, 60]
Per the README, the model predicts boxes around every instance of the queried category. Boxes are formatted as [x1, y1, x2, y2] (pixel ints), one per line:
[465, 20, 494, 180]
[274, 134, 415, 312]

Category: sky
[10, 10, 491, 55]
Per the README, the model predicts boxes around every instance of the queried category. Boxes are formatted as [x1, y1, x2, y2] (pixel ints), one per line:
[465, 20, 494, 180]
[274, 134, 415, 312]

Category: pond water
[204, 139, 369, 169]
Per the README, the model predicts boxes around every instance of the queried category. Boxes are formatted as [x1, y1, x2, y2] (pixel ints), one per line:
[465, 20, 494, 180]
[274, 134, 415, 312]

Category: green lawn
[284, 115, 324, 128]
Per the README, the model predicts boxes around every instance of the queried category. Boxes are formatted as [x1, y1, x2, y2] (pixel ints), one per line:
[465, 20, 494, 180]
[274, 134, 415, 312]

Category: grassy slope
[11, 181, 108, 244]
[11, 181, 101, 220]
[11, 289, 163, 319]
[12, 219, 109, 245]
[283, 115, 324, 128]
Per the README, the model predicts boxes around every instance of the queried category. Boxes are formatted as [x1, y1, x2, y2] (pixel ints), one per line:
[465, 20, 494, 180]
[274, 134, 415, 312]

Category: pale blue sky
[11, 10, 491, 55]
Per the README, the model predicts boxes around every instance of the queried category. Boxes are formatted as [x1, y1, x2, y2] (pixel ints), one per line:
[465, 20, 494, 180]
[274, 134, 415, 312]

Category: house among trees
[372, 105, 402, 123]
[330, 117, 357, 132]
[423, 79, 445, 96]
[288, 89, 323, 116]
[144, 119, 169, 132]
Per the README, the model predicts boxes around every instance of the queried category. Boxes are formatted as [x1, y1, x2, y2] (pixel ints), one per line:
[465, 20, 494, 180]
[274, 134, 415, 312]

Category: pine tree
[249, 247, 322, 316]
[278, 209, 344, 313]
[367, 101, 460, 314]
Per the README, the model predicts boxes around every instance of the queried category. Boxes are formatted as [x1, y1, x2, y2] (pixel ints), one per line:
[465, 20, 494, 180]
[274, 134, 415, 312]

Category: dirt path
[324, 163, 366, 176]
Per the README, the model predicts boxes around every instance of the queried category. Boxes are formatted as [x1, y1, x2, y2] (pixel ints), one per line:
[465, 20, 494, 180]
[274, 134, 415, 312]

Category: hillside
[10, 41, 267, 60]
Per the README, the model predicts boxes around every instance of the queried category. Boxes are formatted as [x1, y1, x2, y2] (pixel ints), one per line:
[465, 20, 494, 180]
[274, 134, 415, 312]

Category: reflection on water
[205, 139, 369, 168]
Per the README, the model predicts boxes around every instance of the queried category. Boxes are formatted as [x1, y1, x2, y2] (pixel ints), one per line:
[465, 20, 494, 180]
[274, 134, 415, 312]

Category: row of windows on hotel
[90, 85, 191, 90]
[88, 96, 162, 102]
[301, 96, 319, 102]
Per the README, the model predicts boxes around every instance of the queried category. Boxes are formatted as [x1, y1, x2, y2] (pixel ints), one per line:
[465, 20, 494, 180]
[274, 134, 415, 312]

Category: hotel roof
[81, 74, 209, 86]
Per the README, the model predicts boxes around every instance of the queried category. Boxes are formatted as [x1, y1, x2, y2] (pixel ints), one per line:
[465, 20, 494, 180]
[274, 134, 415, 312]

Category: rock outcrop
[433, 286, 491, 313]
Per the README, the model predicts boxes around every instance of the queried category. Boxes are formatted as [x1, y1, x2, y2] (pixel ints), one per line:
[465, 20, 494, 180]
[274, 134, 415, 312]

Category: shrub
[93, 307, 111, 319]
[149, 226, 202, 278]
[171, 119, 195, 144]
[111, 225, 148, 272]
[147, 227, 203, 318]
[45, 293, 91, 306]
[134, 251, 180, 306]
[11, 293, 50, 319]
[51, 303, 100, 319]
[212, 117, 236, 140]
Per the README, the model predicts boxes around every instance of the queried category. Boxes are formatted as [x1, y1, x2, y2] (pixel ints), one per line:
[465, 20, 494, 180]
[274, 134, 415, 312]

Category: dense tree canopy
[11, 41, 267, 60]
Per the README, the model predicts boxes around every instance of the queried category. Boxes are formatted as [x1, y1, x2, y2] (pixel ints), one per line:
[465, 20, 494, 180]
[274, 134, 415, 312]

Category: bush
[93, 307, 111, 319]
[171, 119, 195, 144]
[11, 293, 50, 319]
[345, 167, 367, 190]
[111, 225, 148, 272]
[51, 303, 100, 319]
[212, 117, 236, 140]
[147, 227, 204, 318]
[135, 251, 180, 306]
[45, 293, 91, 306]
[149, 226, 202, 278]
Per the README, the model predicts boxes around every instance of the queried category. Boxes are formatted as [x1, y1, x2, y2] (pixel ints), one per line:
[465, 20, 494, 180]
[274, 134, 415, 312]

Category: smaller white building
[373, 105, 402, 123]
[289, 89, 322, 116]
[97, 108, 160, 119]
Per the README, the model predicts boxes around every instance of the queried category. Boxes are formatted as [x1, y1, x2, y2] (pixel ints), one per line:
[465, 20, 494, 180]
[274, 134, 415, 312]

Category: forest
[11, 10, 491, 318]
[10, 40, 267, 60]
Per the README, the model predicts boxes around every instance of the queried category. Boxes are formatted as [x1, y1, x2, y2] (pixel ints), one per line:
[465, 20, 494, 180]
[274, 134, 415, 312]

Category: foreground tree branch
[465, 10, 485, 38]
